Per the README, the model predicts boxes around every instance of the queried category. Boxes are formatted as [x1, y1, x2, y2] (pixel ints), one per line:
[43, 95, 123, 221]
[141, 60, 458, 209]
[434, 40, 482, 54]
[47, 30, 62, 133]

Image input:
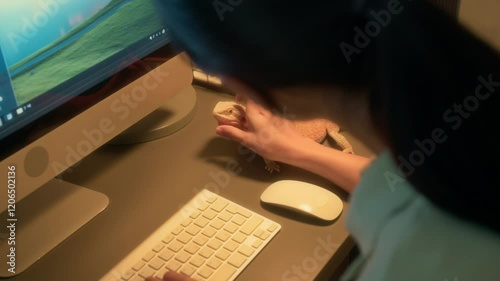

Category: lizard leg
[326, 124, 354, 154]
[264, 158, 280, 173]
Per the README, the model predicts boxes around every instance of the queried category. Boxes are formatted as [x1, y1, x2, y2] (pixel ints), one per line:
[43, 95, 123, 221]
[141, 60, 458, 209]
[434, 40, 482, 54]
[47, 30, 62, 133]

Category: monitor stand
[0, 179, 109, 277]
[0, 84, 196, 277]
[0, 51, 194, 277]
[108, 85, 197, 145]
[0, 86, 196, 277]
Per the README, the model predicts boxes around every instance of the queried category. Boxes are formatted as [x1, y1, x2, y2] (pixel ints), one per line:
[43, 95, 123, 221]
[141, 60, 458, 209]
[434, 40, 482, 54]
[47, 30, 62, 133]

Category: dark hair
[154, 0, 500, 233]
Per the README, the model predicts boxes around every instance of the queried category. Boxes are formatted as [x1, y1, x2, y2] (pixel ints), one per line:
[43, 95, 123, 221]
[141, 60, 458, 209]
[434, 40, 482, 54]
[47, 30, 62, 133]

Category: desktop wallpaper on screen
[0, 0, 168, 139]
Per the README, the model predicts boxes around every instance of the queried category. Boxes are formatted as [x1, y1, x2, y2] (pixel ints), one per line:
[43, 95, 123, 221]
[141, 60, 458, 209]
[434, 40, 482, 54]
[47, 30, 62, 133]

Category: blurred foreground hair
[154, 0, 500, 233]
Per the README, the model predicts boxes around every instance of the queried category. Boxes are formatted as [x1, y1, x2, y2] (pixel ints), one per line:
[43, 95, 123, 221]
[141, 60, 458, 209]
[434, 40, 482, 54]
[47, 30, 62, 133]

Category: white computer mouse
[260, 180, 343, 222]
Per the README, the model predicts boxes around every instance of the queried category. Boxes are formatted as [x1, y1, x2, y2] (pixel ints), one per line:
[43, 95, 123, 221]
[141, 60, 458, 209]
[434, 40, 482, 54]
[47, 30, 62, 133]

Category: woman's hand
[215, 78, 315, 165]
[215, 95, 315, 165]
[216, 78, 372, 192]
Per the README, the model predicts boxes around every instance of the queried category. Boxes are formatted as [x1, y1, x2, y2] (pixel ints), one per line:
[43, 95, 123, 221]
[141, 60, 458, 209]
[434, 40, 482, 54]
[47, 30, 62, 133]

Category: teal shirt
[341, 151, 500, 281]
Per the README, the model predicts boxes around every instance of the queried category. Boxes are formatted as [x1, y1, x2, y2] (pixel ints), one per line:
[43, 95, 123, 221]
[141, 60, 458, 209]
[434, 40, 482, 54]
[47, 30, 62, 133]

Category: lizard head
[212, 101, 247, 129]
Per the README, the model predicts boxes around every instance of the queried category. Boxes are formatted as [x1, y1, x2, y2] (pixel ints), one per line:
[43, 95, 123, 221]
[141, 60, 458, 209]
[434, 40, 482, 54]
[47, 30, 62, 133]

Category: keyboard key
[194, 217, 210, 228]
[253, 228, 264, 238]
[215, 249, 231, 260]
[132, 260, 146, 271]
[153, 242, 166, 253]
[148, 257, 165, 270]
[267, 223, 278, 232]
[228, 252, 247, 268]
[238, 245, 255, 257]
[171, 226, 184, 235]
[206, 258, 222, 270]
[223, 222, 238, 234]
[180, 264, 197, 277]
[231, 232, 246, 244]
[224, 241, 238, 252]
[210, 219, 224, 230]
[240, 217, 263, 235]
[215, 231, 230, 242]
[207, 239, 222, 250]
[202, 227, 216, 238]
[199, 247, 214, 259]
[259, 231, 270, 240]
[167, 240, 184, 252]
[203, 209, 218, 220]
[158, 249, 174, 261]
[208, 263, 237, 281]
[210, 199, 228, 212]
[190, 255, 205, 267]
[225, 204, 238, 214]
[162, 234, 175, 244]
[138, 266, 155, 278]
[218, 211, 233, 222]
[155, 268, 168, 279]
[175, 251, 191, 263]
[142, 251, 156, 262]
[204, 193, 218, 203]
[197, 202, 209, 211]
[181, 218, 192, 227]
[236, 208, 252, 218]
[189, 210, 201, 219]
[122, 269, 135, 280]
[177, 232, 192, 244]
[252, 239, 263, 249]
[185, 243, 200, 255]
[231, 215, 246, 226]
[186, 225, 201, 236]
[166, 260, 182, 271]
[193, 235, 209, 246]
[197, 266, 214, 279]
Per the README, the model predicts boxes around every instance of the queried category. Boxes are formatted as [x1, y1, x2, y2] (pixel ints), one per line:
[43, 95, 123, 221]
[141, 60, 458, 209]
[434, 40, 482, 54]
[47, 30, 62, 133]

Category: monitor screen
[0, 0, 172, 142]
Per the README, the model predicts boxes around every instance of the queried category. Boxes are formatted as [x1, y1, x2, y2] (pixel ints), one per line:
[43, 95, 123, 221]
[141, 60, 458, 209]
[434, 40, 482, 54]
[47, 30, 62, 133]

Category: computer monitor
[0, 0, 195, 276]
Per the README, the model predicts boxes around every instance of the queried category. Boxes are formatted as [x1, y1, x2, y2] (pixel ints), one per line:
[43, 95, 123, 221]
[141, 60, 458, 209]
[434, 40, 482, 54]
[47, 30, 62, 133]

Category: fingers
[216, 125, 250, 144]
[216, 125, 261, 155]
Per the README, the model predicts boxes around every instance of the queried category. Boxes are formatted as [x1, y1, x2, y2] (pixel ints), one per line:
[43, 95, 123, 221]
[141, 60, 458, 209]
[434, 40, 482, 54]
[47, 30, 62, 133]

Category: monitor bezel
[0, 43, 181, 160]
[0, 47, 194, 213]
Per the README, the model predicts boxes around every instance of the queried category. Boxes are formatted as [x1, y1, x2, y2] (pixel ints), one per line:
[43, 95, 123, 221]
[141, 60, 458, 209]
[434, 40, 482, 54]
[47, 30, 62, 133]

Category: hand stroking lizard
[212, 100, 354, 173]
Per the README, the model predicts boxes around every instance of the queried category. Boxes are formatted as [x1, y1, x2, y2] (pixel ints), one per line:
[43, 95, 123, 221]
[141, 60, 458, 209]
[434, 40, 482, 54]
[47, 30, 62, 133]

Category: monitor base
[0, 179, 109, 277]
[108, 85, 197, 145]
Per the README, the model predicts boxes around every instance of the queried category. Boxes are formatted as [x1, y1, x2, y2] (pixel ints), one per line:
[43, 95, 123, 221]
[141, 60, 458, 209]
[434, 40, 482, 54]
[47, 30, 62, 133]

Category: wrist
[281, 137, 323, 168]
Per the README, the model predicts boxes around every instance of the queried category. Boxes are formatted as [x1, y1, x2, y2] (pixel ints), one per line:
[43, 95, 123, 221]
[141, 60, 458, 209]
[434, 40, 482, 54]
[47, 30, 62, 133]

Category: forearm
[283, 139, 372, 193]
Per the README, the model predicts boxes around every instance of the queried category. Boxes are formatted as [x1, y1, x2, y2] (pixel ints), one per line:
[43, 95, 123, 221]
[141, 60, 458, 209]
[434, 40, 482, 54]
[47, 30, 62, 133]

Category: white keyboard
[100, 190, 281, 281]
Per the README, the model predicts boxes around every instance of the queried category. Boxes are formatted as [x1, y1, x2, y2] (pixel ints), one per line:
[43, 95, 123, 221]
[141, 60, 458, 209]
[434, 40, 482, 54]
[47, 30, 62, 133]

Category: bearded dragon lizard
[212, 101, 354, 173]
